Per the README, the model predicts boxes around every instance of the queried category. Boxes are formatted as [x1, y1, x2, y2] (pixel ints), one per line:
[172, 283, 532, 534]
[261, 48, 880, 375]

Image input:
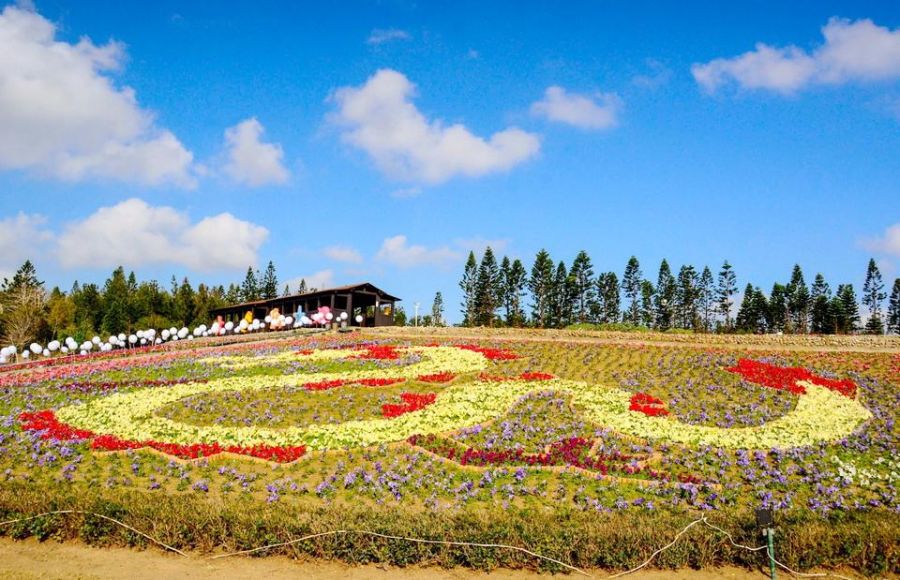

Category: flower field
[0, 330, 897, 574]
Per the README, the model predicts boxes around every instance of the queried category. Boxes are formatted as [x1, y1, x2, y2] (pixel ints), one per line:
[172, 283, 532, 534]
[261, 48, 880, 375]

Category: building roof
[210, 282, 401, 313]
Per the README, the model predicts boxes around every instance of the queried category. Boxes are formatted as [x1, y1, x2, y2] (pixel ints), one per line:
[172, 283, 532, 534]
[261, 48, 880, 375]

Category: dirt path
[0, 537, 867, 580]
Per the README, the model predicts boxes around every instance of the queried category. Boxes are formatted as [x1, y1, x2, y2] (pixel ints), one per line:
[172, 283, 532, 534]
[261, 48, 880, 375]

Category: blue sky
[1, 1, 898, 322]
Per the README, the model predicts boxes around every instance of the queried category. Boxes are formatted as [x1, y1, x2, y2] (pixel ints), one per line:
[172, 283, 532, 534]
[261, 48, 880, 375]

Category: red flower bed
[382, 393, 437, 418]
[417, 372, 456, 383]
[629, 392, 669, 417]
[352, 345, 401, 360]
[726, 358, 856, 397]
[302, 379, 347, 391]
[19, 410, 95, 440]
[356, 377, 405, 387]
[20, 411, 305, 462]
[455, 344, 520, 361]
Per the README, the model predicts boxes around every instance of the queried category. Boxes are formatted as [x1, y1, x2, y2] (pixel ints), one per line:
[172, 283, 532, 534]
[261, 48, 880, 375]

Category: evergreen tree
[675, 265, 699, 330]
[654, 260, 676, 330]
[836, 284, 860, 334]
[736, 284, 766, 333]
[621, 256, 642, 325]
[569, 251, 597, 323]
[716, 260, 737, 331]
[73, 283, 102, 335]
[2, 260, 43, 293]
[459, 251, 478, 326]
[786, 264, 809, 333]
[473, 247, 502, 326]
[528, 249, 554, 328]
[862, 258, 886, 334]
[192, 284, 212, 326]
[431, 292, 444, 326]
[499, 257, 512, 324]
[46, 288, 75, 339]
[809, 273, 833, 334]
[504, 259, 528, 327]
[549, 261, 574, 328]
[261, 261, 279, 300]
[639, 280, 655, 328]
[697, 266, 714, 332]
[225, 284, 241, 304]
[887, 278, 900, 335]
[767, 283, 788, 333]
[297, 279, 308, 294]
[101, 267, 130, 335]
[241, 267, 259, 302]
[173, 278, 196, 327]
[596, 272, 621, 324]
[283, 284, 290, 296]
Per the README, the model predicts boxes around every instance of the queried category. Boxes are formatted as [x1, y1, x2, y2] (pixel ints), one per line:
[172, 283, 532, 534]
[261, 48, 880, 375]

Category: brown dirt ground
[0, 537, 876, 580]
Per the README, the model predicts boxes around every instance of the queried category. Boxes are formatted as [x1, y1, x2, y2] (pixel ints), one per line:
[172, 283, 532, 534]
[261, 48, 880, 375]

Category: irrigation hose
[0, 510, 859, 579]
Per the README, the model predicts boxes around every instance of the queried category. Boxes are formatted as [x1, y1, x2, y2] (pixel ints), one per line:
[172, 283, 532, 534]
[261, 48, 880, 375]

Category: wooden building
[209, 283, 401, 327]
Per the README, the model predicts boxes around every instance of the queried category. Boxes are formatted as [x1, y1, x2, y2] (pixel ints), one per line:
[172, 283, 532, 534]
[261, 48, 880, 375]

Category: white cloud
[693, 18, 900, 94]
[0, 212, 53, 275]
[56, 198, 268, 271]
[323, 245, 363, 264]
[222, 118, 289, 187]
[0, 6, 196, 187]
[367, 28, 410, 45]
[862, 223, 900, 257]
[285, 270, 335, 293]
[330, 69, 540, 184]
[530, 86, 622, 130]
[375, 235, 460, 269]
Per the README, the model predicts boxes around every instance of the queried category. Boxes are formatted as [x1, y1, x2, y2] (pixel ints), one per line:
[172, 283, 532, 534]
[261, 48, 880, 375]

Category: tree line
[458, 248, 900, 335]
[0, 260, 318, 346]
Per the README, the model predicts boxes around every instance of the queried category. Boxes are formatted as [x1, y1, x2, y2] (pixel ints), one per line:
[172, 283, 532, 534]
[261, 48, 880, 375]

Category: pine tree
[528, 250, 554, 328]
[736, 283, 766, 333]
[596, 272, 620, 324]
[767, 283, 788, 333]
[654, 260, 676, 330]
[716, 260, 737, 331]
[862, 258, 886, 334]
[639, 280, 655, 328]
[101, 267, 130, 335]
[569, 251, 597, 323]
[2, 260, 43, 293]
[473, 247, 501, 326]
[241, 267, 259, 302]
[431, 292, 444, 326]
[621, 256, 642, 325]
[785, 265, 810, 333]
[261, 261, 279, 300]
[675, 265, 698, 330]
[193, 283, 212, 326]
[697, 266, 714, 332]
[887, 278, 900, 335]
[549, 261, 574, 328]
[503, 258, 527, 327]
[459, 251, 478, 326]
[809, 273, 832, 334]
[283, 284, 290, 296]
[297, 279, 308, 294]
[836, 284, 860, 334]
[173, 278, 196, 327]
[225, 284, 241, 304]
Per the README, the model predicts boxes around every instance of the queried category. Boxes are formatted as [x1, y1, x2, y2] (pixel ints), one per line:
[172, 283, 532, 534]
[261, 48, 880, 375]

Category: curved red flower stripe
[726, 358, 857, 398]
[356, 377, 405, 387]
[19, 410, 305, 462]
[417, 372, 455, 383]
[629, 392, 669, 417]
[455, 344, 520, 361]
[302, 379, 347, 391]
[382, 393, 437, 418]
[351, 345, 401, 360]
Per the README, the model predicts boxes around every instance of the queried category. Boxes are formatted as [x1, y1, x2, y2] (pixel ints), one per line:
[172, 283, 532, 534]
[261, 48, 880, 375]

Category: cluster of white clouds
[330, 69, 542, 185]
[0, 199, 269, 274]
[367, 28, 411, 45]
[692, 18, 900, 94]
[0, 5, 289, 189]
